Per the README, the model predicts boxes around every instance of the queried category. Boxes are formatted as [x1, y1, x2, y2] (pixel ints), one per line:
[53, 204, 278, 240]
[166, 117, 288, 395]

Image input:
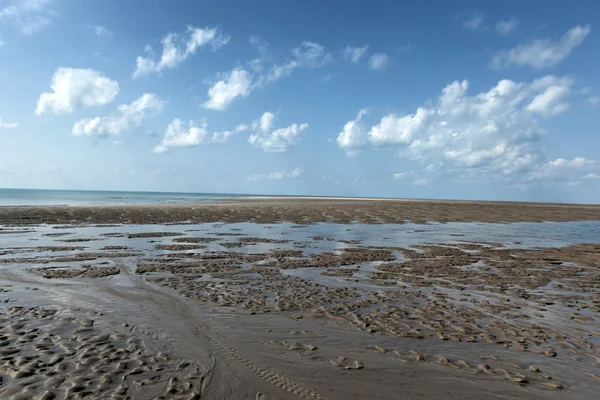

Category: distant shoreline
[1, 198, 599, 225]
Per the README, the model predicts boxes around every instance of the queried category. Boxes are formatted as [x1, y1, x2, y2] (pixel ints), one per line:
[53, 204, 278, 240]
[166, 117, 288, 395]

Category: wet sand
[1, 200, 599, 399]
[1, 198, 600, 225]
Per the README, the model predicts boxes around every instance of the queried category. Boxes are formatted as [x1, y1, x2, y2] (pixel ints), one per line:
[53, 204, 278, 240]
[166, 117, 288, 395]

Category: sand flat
[0, 201, 599, 399]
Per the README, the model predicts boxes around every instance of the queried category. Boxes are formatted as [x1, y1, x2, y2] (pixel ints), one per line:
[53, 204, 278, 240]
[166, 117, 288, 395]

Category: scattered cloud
[462, 13, 486, 31]
[202, 68, 253, 111]
[249, 112, 308, 152]
[153, 119, 207, 153]
[494, 18, 519, 35]
[586, 96, 600, 106]
[87, 24, 113, 37]
[524, 158, 598, 185]
[392, 172, 411, 180]
[248, 35, 269, 54]
[134, 26, 230, 78]
[266, 41, 332, 82]
[0, 118, 18, 128]
[336, 75, 588, 185]
[72, 94, 164, 138]
[203, 41, 331, 111]
[35, 67, 119, 115]
[583, 172, 600, 180]
[248, 167, 304, 181]
[368, 53, 388, 70]
[0, 0, 57, 35]
[211, 123, 248, 143]
[491, 25, 591, 69]
[526, 77, 572, 116]
[461, 12, 519, 35]
[343, 44, 369, 63]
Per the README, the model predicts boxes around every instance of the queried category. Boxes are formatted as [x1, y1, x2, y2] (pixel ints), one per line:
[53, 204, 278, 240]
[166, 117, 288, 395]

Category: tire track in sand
[95, 268, 326, 400]
[148, 289, 327, 400]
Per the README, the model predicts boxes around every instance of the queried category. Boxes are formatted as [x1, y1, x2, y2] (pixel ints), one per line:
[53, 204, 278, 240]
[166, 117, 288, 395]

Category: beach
[1, 198, 600, 399]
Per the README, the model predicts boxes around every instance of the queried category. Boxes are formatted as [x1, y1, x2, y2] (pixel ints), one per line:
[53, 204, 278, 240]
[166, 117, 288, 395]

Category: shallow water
[1, 220, 600, 399]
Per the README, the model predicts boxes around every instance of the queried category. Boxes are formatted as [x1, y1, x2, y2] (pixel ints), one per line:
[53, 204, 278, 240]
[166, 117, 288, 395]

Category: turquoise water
[0, 188, 251, 206]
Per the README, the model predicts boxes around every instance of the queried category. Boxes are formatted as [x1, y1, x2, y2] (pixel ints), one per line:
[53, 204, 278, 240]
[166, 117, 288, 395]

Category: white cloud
[337, 75, 588, 185]
[494, 18, 519, 35]
[153, 119, 207, 153]
[202, 41, 331, 110]
[462, 13, 486, 31]
[344, 44, 369, 63]
[248, 35, 269, 54]
[35, 68, 119, 115]
[249, 112, 308, 152]
[368, 53, 388, 70]
[266, 41, 331, 82]
[211, 123, 247, 143]
[392, 172, 411, 180]
[526, 79, 571, 116]
[336, 109, 368, 154]
[72, 94, 164, 138]
[202, 68, 253, 111]
[87, 25, 113, 37]
[0, 118, 18, 129]
[583, 173, 600, 180]
[525, 158, 598, 184]
[462, 13, 519, 35]
[134, 26, 229, 78]
[586, 96, 600, 106]
[491, 25, 591, 69]
[248, 167, 304, 181]
[369, 107, 432, 145]
[0, 0, 57, 35]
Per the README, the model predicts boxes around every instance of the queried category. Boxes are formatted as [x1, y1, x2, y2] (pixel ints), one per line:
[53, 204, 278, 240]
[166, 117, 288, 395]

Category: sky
[1, 0, 599, 203]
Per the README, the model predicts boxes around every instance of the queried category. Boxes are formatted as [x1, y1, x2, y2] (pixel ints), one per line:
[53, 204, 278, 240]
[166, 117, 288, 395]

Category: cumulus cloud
[368, 53, 388, 70]
[153, 119, 207, 153]
[35, 68, 119, 115]
[0, 118, 18, 129]
[87, 25, 113, 37]
[202, 68, 253, 111]
[336, 75, 591, 185]
[72, 94, 164, 138]
[248, 112, 308, 152]
[0, 0, 57, 35]
[336, 109, 368, 154]
[491, 25, 591, 69]
[247, 167, 304, 181]
[344, 44, 369, 63]
[134, 26, 230, 78]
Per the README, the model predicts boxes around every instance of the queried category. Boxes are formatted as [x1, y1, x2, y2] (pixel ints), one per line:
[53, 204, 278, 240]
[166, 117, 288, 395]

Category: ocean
[0, 188, 248, 206]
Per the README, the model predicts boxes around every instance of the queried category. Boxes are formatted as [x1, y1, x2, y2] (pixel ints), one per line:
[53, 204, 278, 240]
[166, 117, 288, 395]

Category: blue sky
[1, 0, 599, 202]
